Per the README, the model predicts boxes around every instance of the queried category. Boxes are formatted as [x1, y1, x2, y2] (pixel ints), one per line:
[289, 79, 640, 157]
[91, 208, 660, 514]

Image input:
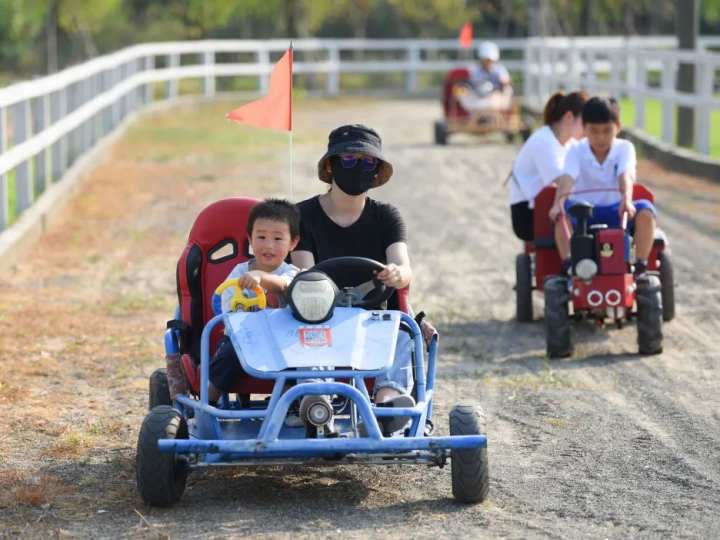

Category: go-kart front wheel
[636, 275, 663, 355]
[149, 368, 171, 410]
[515, 253, 533, 322]
[449, 405, 489, 503]
[136, 405, 189, 506]
[434, 120, 448, 145]
[544, 276, 573, 358]
[658, 251, 675, 322]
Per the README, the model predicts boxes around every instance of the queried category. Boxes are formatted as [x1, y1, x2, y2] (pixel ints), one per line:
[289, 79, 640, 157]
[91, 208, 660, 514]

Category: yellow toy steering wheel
[214, 279, 267, 312]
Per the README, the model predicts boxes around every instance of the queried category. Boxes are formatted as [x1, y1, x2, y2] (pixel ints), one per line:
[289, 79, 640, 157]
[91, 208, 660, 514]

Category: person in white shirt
[509, 91, 588, 240]
[549, 97, 657, 276]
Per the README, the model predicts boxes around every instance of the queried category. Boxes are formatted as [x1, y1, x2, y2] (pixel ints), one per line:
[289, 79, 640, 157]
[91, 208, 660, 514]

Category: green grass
[619, 97, 720, 157]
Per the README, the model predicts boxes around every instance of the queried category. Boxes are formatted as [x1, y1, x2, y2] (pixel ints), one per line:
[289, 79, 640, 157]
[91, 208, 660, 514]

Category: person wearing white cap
[460, 41, 513, 111]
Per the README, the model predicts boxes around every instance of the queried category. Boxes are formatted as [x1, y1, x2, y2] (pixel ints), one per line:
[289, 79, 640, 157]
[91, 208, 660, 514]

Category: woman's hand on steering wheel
[375, 263, 404, 289]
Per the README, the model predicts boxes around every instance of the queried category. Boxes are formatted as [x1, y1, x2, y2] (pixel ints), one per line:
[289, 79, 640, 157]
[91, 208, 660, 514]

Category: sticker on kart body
[298, 326, 332, 348]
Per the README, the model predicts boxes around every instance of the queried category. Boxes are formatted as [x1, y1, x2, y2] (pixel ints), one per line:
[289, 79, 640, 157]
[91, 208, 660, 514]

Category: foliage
[0, 0, 717, 82]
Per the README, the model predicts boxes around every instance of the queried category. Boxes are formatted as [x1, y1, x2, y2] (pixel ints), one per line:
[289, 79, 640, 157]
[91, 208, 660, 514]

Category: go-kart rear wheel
[434, 120, 448, 145]
[658, 251, 675, 322]
[149, 368, 171, 409]
[504, 132, 515, 144]
[544, 276, 573, 358]
[449, 405, 489, 504]
[636, 275, 663, 355]
[136, 405, 189, 506]
[515, 253, 533, 322]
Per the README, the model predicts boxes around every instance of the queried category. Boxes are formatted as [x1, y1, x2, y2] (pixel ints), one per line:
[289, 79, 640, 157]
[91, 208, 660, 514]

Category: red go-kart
[515, 184, 675, 357]
[434, 68, 532, 145]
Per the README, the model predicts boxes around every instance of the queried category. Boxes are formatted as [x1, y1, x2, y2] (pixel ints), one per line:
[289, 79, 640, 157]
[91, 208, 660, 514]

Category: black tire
[520, 128, 532, 142]
[504, 132, 515, 144]
[544, 276, 573, 358]
[636, 275, 663, 355]
[658, 251, 675, 322]
[515, 253, 533, 322]
[149, 368, 171, 410]
[449, 405, 489, 504]
[136, 405, 189, 506]
[434, 120, 448, 145]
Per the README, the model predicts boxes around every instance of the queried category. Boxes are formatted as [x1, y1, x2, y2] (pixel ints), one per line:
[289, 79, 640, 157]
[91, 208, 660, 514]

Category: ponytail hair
[543, 90, 589, 125]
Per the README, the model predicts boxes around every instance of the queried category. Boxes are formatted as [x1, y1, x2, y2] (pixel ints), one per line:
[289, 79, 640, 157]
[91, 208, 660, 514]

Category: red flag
[227, 47, 292, 131]
[459, 22, 473, 49]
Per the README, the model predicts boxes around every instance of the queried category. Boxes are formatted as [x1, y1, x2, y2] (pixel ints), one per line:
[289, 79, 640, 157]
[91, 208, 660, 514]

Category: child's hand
[376, 263, 403, 288]
[619, 198, 636, 219]
[549, 201, 563, 222]
[238, 271, 262, 291]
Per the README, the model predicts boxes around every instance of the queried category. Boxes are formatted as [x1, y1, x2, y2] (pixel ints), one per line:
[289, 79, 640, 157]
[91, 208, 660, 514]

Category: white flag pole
[289, 130, 294, 200]
[289, 42, 294, 200]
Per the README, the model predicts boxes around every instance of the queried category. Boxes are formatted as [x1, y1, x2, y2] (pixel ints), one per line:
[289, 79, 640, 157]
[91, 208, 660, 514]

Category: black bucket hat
[317, 124, 393, 187]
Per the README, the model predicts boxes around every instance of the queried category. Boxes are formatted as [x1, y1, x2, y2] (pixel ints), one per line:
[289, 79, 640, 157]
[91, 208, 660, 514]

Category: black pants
[209, 336, 247, 392]
[511, 202, 534, 242]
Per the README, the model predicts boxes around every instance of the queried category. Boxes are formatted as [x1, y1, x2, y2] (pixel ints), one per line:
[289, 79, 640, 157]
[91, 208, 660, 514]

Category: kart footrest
[158, 434, 487, 458]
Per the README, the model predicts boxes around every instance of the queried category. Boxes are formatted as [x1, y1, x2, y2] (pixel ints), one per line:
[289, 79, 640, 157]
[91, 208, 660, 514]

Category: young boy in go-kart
[457, 41, 513, 112]
[549, 97, 657, 278]
[207, 198, 300, 402]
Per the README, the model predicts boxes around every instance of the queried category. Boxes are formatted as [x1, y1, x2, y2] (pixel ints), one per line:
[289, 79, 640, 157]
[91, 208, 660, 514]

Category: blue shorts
[564, 198, 656, 230]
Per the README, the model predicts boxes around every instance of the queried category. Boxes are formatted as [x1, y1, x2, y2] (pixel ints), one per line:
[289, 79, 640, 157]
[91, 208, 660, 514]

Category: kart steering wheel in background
[309, 256, 396, 309]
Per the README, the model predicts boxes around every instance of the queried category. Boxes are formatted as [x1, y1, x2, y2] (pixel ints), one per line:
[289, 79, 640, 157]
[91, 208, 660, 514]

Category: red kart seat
[175, 197, 275, 395]
[174, 197, 414, 396]
[443, 68, 471, 118]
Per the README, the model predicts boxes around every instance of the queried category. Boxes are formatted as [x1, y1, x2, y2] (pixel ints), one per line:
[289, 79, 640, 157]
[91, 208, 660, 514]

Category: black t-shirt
[295, 195, 407, 264]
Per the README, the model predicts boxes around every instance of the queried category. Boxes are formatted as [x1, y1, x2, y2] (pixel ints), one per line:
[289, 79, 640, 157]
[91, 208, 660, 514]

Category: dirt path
[1, 98, 719, 539]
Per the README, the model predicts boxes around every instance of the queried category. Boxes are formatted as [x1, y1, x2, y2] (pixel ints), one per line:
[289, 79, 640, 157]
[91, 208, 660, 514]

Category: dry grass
[0, 470, 70, 509]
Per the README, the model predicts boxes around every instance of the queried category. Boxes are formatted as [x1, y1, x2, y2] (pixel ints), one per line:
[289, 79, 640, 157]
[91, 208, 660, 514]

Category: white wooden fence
[1, 36, 719, 231]
[523, 36, 720, 155]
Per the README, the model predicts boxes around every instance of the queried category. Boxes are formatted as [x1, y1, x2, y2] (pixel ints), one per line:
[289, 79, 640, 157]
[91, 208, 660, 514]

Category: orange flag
[227, 47, 293, 131]
[459, 21, 473, 49]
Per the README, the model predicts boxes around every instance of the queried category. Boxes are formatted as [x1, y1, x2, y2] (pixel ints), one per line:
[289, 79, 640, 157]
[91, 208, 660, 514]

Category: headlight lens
[288, 271, 338, 324]
[575, 258, 598, 281]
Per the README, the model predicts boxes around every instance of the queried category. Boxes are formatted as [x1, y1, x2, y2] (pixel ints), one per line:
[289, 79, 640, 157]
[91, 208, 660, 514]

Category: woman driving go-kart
[292, 124, 434, 433]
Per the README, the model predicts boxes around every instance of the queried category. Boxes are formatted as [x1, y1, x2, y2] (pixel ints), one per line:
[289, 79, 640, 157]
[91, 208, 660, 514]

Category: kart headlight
[575, 258, 598, 281]
[288, 271, 339, 324]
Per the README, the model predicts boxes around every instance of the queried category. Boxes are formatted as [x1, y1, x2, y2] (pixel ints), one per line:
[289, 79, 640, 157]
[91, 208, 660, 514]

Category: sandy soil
[1, 98, 719, 539]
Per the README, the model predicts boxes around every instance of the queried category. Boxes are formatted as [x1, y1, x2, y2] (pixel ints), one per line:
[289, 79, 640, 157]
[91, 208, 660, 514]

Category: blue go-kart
[135, 198, 488, 506]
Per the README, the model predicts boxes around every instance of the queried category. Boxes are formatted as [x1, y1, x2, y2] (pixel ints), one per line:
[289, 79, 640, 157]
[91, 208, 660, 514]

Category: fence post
[13, 100, 32, 213]
[60, 87, 69, 174]
[694, 57, 713, 154]
[145, 55, 155, 104]
[204, 50, 215, 98]
[31, 97, 47, 197]
[0, 107, 7, 230]
[522, 41, 532, 101]
[661, 55, 675, 144]
[405, 45, 419, 95]
[258, 48, 270, 94]
[635, 53, 646, 131]
[327, 45, 340, 96]
[167, 54, 179, 99]
[50, 91, 62, 183]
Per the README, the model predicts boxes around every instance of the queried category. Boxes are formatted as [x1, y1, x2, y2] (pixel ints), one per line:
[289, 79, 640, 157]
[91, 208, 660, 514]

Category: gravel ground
[1, 98, 719, 539]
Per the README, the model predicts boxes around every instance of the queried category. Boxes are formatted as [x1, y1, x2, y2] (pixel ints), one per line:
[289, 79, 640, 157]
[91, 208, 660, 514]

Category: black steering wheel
[309, 256, 395, 309]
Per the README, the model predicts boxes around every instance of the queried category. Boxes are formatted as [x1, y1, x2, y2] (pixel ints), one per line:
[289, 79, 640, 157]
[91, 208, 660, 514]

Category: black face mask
[330, 157, 376, 196]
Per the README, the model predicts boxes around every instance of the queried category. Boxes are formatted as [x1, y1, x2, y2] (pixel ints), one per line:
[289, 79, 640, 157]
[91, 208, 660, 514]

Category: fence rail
[1, 36, 719, 231]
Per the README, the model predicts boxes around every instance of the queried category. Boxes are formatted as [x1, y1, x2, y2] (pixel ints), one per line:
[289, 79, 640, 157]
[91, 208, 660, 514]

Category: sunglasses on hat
[339, 153, 378, 172]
